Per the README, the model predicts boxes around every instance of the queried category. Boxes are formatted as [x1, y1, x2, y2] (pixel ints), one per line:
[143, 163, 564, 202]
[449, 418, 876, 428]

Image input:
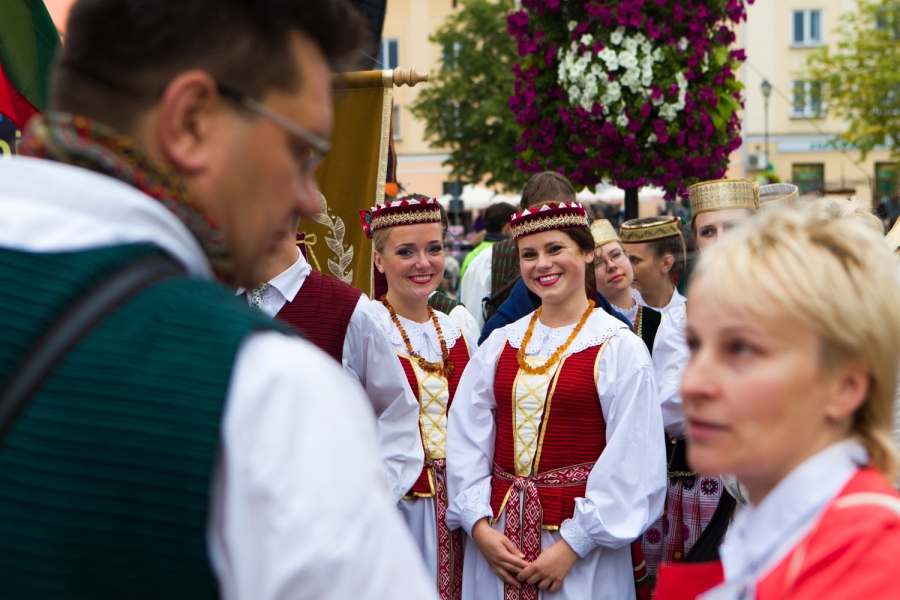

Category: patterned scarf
[20, 111, 233, 281]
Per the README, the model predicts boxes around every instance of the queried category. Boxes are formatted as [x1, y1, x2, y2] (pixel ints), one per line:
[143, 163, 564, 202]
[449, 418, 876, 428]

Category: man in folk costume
[0, 0, 435, 598]
[619, 216, 687, 314]
[241, 218, 424, 504]
[362, 198, 477, 599]
[650, 179, 760, 568]
[447, 201, 666, 600]
[461, 171, 577, 331]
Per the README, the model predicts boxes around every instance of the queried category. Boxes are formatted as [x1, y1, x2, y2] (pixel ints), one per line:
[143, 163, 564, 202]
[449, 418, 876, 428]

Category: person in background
[460, 202, 517, 281]
[239, 218, 424, 506]
[364, 198, 477, 599]
[650, 179, 760, 568]
[448, 201, 665, 600]
[0, 0, 435, 598]
[657, 209, 900, 600]
[461, 172, 577, 331]
[619, 216, 686, 314]
[426, 200, 481, 335]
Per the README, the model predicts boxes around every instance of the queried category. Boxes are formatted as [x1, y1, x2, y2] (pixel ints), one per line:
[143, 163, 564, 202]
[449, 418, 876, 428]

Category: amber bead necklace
[516, 299, 595, 376]
[381, 295, 455, 379]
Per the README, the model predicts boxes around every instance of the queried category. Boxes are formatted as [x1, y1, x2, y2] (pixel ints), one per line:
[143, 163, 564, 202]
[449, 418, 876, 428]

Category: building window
[876, 163, 899, 204]
[392, 105, 402, 141]
[792, 163, 825, 196]
[377, 38, 399, 70]
[791, 80, 824, 118]
[442, 41, 462, 70]
[792, 10, 823, 46]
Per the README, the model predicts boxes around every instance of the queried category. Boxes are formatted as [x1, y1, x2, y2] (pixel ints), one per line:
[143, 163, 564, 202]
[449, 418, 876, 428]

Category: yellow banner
[301, 71, 393, 297]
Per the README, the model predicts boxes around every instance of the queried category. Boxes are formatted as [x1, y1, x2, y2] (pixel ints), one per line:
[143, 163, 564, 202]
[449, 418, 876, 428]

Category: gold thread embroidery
[511, 214, 589, 239]
[371, 208, 442, 230]
[619, 219, 682, 242]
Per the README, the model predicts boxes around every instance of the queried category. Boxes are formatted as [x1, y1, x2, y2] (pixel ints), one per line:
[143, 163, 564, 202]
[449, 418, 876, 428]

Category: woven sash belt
[492, 461, 594, 600]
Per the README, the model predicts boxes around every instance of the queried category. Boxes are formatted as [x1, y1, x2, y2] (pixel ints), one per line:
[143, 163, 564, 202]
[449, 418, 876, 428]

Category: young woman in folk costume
[657, 209, 900, 600]
[447, 201, 666, 600]
[649, 179, 762, 568]
[362, 197, 478, 600]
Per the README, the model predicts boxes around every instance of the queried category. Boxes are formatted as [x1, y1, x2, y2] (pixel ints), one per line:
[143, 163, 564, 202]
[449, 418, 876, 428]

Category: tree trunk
[624, 187, 639, 221]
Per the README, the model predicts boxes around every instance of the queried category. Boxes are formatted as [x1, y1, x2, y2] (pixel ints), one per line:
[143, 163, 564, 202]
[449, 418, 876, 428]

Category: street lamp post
[761, 79, 772, 173]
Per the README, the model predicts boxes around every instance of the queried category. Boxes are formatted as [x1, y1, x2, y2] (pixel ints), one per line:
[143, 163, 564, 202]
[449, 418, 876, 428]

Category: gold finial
[392, 67, 428, 87]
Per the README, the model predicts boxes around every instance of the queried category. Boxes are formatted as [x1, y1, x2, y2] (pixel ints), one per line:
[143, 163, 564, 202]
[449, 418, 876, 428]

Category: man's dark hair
[625, 216, 685, 275]
[484, 202, 518, 234]
[52, 0, 366, 132]
[520, 171, 576, 209]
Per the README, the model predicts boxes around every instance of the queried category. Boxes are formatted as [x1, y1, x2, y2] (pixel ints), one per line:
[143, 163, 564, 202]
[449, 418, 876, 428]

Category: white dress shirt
[702, 441, 867, 600]
[446, 309, 667, 600]
[651, 305, 689, 437]
[459, 245, 494, 331]
[0, 157, 436, 600]
[239, 248, 424, 503]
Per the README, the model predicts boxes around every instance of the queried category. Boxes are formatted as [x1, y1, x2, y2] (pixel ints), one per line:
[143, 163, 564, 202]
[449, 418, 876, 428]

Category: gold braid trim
[512, 214, 589, 240]
[620, 219, 682, 242]
[689, 179, 759, 216]
[372, 208, 442, 231]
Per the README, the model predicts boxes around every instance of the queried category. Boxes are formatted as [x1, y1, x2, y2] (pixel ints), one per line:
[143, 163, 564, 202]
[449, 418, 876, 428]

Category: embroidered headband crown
[758, 183, 800, 210]
[509, 201, 589, 241]
[590, 219, 620, 248]
[689, 178, 760, 217]
[619, 216, 683, 243]
[359, 198, 442, 239]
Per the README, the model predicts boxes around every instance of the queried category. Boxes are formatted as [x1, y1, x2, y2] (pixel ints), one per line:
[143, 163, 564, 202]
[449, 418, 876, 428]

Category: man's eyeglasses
[216, 82, 330, 176]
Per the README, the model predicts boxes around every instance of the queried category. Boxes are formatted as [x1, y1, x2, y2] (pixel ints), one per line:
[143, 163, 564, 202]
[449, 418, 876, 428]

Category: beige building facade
[740, 0, 895, 206]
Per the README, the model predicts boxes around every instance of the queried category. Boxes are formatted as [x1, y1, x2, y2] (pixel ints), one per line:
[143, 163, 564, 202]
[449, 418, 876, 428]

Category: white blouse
[447, 308, 666, 555]
[651, 305, 690, 437]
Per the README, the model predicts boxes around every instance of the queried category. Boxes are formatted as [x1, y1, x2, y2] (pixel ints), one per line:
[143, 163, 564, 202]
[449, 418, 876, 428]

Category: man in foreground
[0, 0, 434, 598]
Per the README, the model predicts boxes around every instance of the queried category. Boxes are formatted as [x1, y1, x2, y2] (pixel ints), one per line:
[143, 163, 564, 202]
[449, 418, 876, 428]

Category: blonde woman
[657, 209, 900, 599]
[362, 197, 478, 600]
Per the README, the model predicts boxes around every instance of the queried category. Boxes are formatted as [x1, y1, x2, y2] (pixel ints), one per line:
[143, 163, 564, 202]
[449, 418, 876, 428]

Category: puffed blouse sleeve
[445, 328, 507, 535]
[559, 331, 667, 558]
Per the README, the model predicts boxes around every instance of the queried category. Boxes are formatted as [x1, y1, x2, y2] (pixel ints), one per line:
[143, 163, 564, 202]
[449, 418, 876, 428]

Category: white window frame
[792, 9, 824, 47]
[377, 38, 399, 70]
[791, 80, 825, 118]
[392, 105, 402, 141]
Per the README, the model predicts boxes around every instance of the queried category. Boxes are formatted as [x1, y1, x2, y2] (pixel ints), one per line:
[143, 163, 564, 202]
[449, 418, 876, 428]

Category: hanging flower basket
[508, 0, 753, 199]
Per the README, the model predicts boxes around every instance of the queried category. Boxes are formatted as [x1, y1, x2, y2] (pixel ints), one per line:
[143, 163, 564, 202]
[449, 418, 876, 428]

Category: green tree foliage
[806, 0, 900, 161]
[409, 0, 528, 193]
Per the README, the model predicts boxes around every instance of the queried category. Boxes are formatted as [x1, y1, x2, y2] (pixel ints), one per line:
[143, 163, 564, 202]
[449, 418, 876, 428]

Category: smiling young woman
[447, 202, 666, 600]
[364, 196, 479, 600]
[657, 209, 900, 600]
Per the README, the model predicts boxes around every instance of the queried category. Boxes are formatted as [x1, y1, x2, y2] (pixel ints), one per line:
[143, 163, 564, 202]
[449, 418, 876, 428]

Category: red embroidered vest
[491, 341, 608, 528]
[399, 336, 471, 497]
[275, 270, 362, 363]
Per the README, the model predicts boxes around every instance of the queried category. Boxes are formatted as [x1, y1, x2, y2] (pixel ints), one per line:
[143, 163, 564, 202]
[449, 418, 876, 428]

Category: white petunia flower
[568, 20, 578, 31]
[647, 132, 658, 145]
[619, 52, 639, 70]
[610, 27, 625, 45]
[617, 114, 629, 127]
[678, 37, 688, 51]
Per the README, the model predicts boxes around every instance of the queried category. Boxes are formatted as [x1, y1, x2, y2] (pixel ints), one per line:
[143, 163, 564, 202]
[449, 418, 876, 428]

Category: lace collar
[505, 308, 625, 357]
[378, 304, 463, 357]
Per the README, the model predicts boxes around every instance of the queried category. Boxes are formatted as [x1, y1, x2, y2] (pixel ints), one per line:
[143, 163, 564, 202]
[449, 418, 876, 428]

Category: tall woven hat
[758, 183, 800, 210]
[689, 179, 760, 217]
[590, 219, 620, 248]
[509, 201, 589, 241]
[619, 216, 683, 243]
[359, 197, 441, 239]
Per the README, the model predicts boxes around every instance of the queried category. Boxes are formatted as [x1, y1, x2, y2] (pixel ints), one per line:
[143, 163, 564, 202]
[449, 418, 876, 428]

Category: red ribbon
[492, 462, 594, 600]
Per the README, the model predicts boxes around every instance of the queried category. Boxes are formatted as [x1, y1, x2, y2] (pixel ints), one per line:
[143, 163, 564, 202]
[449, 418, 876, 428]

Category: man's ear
[155, 70, 222, 175]
[660, 253, 675, 275]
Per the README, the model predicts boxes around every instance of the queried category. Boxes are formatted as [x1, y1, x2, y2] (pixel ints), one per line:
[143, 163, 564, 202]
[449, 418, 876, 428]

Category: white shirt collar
[715, 440, 867, 594]
[267, 247, 311, 304]
[611, 288, 643, 327]
[662, 288, 687, 313]
[0, 156, 212, 278]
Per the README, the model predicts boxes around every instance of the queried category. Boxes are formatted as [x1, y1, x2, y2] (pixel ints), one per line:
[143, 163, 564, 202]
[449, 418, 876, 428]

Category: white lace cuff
[459, 505, 494, 537]
[560, 518, 598, 558]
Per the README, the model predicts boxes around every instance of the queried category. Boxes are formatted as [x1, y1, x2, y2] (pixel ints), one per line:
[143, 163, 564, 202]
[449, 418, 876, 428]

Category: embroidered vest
[490, 341, 608, 528]
[399, 337, 471, 497]
[275, 269, 362, 363]
[635, 305, 662, 355]
[0, 244, 277, 598]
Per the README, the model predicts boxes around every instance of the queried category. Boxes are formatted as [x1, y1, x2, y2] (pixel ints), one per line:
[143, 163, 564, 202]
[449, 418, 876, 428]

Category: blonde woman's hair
[804, 196, 885, 237]
[692, 209, 900, 480]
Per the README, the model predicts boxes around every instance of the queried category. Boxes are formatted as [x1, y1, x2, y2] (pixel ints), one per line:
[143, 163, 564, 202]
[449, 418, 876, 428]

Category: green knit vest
[0, 244, 277, 599]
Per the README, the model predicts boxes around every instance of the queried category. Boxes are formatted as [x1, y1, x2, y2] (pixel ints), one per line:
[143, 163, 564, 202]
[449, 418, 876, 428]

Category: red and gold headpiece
[509, 201, 589, 241]
[359, 197, 442, 239]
